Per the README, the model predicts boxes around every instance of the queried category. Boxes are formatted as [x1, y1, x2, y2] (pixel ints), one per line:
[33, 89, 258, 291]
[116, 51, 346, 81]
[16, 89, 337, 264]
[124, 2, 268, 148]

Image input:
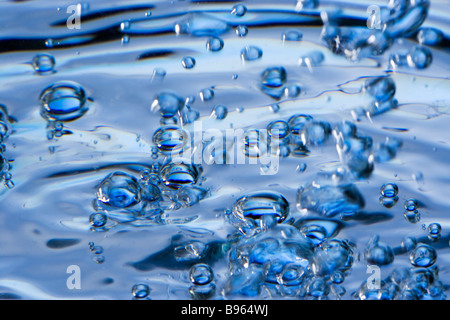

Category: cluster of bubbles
[88, 241, 105, 264]
[0, 104, 14, 190]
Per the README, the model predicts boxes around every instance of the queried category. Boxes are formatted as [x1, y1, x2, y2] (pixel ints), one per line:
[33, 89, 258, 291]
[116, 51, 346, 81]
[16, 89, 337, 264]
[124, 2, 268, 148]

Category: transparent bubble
[299, 51, 324, 67]
[407, 46, 432, 69]
[379, 195, 399, 209]
[89, 212, 107, 228]
[242, 129, 266, 158]
[380, 183, 398, 198]
[96, 172, 141, 209]
[199, 88, 214, 102]
[132, 283, 150, 299]
[417, 27, 444, 46]
[331, 271, 345, 284]
[300, 224, 327, 246]
[189, 263, 214, 285]
[152, 126, 188, 155]
[231, 4, 247, 17]
[235, 25, 248, 37]
[206, 36, 224, 52]
[241, 46, 263, 61]
[267, 120, 290, 139]
[365, 236, 394, 266]
[211, 105, 228, 120]
[277, 263, 305, 286]
[302, 121, 331, 146]
[151, 92, 184, 118]
[364, 77, 396, 103]
[39, 81, 88, 122]
[152, 68, 166, 82]
[181, 56, 196, 69]
[401, 236, 417, 252]
[307, 277, 329, 298]
[284, 84, 301, 98]
[32, 53, 56, 75]
[404, 210, 420, 223]
[160, 160, 202, 190]
[282, 30, 303, 42]
[288, 114, 313, 136]
[427, 223, 441, 242]
[189, 282, 216, 300]
[296, 162, 307, 173]
[261, 66, 287, 88]
[269, 104, 280, 113]
[405, 199, 418, 211]
[410, 244, 437, 268]
[176, 186, 208, 207]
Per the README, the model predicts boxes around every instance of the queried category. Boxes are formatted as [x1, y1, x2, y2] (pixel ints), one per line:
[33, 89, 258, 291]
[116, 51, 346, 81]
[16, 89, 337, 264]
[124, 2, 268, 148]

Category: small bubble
[120, 21, 130, 31]
[93, 255, 105, 264]
[121, 35, 130, 45]
[181, 56, 196, 69]
[404, 199, 418, 211]
[380, 183, 398, 198]
[240, 46, 263, 61]
[417, 27, 443, 46]
[211, 105, 228, 120]
[401, 236, 417, 252]
[32, 54, 56, 75]
[152, 68, 166, 82]
[403, 210, 420, 224]
[145, 11, 152, 17]
[151, 92, 184, 118]
[206, 37, 224, 52]
[235, 25, 248, 37]
[231, 4, 247, 17]
[282, 30, 303, 42]
[427, 223, 441, 242]
[267, 120, 290, 139]
[410, 243, 437, 268]
[269, 104, 280, 113]
[199, 88, 214, 102]
[407, 46, 432, 69]
[132, 283, 151, 299]
[284, 84, 301, 98]
[89, 212, 107, 228]
[45, 39, 54, 48]
[296, 162, 307, 173]
[189, 263, 214, 286]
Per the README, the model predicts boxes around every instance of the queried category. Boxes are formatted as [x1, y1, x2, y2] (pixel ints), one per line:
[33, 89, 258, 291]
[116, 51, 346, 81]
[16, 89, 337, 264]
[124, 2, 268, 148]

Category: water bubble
[404, 210, 420, 224]
[267, 120, 290, 140]
[189, 263, 214, 285]
[405, 199, 418, 211]
[160, 160, 202, 190]
[401, 236, 417, 252]
[96, 172, 141, 209]
[45, 38, 54, 48]
[307, 277, 330, 298]
[410, 243, 437, 268]
[284, 84, 301, 98]
[152, 126, 188, 155]
[231, 4, 247, 17]
[32, 53, 56, 75]
[277, 263, 306, 286]
[379, 195, 398, 209]
[231, 191, 289, 233]
[181, 106, 200, 124]
[235, 25, 248, 37]
[176, 186, 208, 207]
[39, 81, 88, 122]
[365, 236, 395, 266]
[300, 224, 327, 246]
[120, 21, 130, 31]
[151, 92, 184, 118]
[302, 121, 331, 146]
[261, 67, 287, 88]
[152, 68, 166, 82]
[89, 212, 107, 228]
[282, 30, 303, 42]
[364, 77, 396, 103]
[132, 284, 150, 299]
[211, 105, 228, 120]
[296, 162, 307, 174]
[174, 12, 230, 37]
[299, 51, 325, 67]
[181, 56, 196, 69]
[417, 27, 444, 46]
[407, 46, 432, 69]
[199, 88, 214, 102]
[241, 46, 263, 61]
[427, 223, 441, 242]
[269, 104, 280, 113]
[189, 282, 216, 300]
[242, 129, 266, 158]
[388, 50, 409, 70]
[206, 36, 224, 52]
[380, 183, 398, 198]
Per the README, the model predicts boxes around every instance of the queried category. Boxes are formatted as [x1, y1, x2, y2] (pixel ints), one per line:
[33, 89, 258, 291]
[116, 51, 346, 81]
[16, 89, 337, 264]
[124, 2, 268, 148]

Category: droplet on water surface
[241, 46, 263, 61]
[151, 92, 184, 118]
[32, 53, 56, 75]
[96, 172, 142, 209]
[189, 263, 214, 286]
[231, 4, 247, 17]
[39, 81, 88, 122]
[206, 36, 224, 52]
[181, 56, 196, 69]
[132, 283, 150, 299]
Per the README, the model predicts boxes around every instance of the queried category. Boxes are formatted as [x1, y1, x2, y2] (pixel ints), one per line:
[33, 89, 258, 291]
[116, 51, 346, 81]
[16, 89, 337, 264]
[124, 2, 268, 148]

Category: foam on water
[0, 0, 449, 300]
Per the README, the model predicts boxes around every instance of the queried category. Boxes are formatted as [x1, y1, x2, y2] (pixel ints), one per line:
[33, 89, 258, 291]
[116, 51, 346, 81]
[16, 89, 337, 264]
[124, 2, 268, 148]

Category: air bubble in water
[365, 236, 394, 266]
[231, 4, 247, 17]
[407, 46, 432, 69]
[364, 77, 396, 103]
[282, 30, 303, 42]
[181, 56, 196, 69]
[160, 160, 202, 190]
[199, 88, 214, 102]
[401, 236, 417, 252]
[410, 243, 437, 268]
[284, 84, 301, 98]
[152, 126, 188, 155]
[206, 37, 224, 52]
[231, 191, 289, 233]
[404, 210, 420, 223]
[242, 129, 266, 158]
[96, 172, 141, 209]
[417, 27, 444, 46]
[267, 120, 290, 140]
[299, 51, 324, 67]
[405, 199, 418, 211]
[235, 25, 248, 37]
[241, 46, 263, 61]
[39, 81, 88, 122]
[211, 105, 228, 120]
[89, 212, 107, 228]
[261, 67, 287, 88]
[132, 283, 150, 299]
[427, 223, 441, 241]
[380, 183, 398, 198]
[151, 92, 184, 118]
[32, 53, 56, 75]
[189, 263, 214, 285]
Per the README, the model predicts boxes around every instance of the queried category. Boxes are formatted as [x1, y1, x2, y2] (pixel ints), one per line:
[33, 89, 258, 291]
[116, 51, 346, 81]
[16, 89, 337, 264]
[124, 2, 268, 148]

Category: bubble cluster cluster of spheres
[0, 0, 449, 300]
